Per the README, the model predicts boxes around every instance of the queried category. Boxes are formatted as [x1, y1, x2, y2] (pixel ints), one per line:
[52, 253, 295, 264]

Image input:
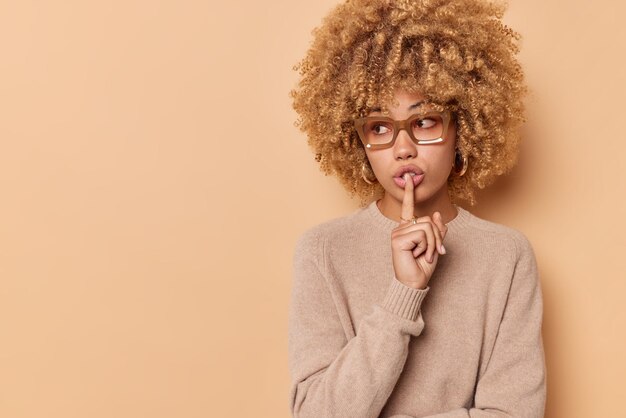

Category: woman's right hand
[391, 173, 448, 289]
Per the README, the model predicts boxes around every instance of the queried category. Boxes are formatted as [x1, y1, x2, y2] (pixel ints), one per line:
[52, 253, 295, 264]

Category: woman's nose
[393, 128, 417, 159]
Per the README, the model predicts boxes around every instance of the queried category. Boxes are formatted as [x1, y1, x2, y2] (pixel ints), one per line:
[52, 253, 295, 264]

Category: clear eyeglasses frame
[353, 110, 452, 150]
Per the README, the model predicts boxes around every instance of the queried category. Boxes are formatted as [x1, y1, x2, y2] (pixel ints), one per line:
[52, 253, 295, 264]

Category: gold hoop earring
[453, 149, 468, 177]
[361, 162, 377, 184]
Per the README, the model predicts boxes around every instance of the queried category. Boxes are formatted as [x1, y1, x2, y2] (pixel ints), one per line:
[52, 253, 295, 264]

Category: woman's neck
[376, 192, 459, 225]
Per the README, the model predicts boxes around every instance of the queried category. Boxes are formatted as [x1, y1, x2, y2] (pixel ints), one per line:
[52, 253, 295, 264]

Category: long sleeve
[401, 232, 547, 418]
[287, 229, 430, 418]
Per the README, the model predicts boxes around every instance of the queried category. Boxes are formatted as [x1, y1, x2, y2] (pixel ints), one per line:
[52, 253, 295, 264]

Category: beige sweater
[287, 200, 546, 418]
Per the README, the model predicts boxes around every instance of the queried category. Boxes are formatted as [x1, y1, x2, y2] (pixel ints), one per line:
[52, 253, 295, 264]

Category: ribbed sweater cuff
[381, 277, 429, 321]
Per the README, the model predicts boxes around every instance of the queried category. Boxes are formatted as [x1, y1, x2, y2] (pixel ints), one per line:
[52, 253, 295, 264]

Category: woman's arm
[390, 232, 547, 418]
[288, 228, 430, 418]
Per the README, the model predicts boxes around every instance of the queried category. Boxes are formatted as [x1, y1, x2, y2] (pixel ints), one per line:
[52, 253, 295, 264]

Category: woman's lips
[393, 173, 425, 188]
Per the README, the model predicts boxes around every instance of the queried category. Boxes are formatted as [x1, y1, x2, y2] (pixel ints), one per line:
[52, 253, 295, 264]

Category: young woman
[287, 1, 546, 417]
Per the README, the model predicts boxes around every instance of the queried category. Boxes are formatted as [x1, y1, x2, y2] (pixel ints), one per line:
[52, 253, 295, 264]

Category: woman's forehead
[368, 91, 435, 114]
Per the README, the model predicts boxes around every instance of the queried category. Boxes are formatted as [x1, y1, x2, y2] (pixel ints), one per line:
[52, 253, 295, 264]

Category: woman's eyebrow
[370, 100, 425, 113]
[408, 100, 425, 110]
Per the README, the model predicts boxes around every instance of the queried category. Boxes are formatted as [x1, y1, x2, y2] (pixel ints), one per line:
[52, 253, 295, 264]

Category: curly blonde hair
[290, 0, 527, 206]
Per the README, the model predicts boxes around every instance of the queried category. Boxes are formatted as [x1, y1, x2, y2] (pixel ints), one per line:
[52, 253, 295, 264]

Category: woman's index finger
[401, 173, 415, 224]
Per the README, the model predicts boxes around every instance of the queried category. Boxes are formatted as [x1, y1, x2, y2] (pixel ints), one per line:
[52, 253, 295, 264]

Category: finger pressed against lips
[401, 172, 414, 223]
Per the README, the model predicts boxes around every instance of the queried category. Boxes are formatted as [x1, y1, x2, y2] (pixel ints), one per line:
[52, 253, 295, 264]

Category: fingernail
[440, 244, 446, 254]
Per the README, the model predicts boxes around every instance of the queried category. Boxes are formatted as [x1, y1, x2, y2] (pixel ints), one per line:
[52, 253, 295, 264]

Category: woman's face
[364, 89, 457, 213]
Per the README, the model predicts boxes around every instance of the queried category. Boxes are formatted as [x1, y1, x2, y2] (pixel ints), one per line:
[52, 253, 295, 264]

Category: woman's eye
[415, 118, 437, 129]
[372, 124, 390, 134]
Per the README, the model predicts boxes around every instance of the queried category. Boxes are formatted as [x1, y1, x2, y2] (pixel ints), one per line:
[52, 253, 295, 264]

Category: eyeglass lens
[361, 113, 445, 145]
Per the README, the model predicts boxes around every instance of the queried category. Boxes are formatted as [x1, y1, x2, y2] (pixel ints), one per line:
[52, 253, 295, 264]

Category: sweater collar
[364, 199, 472, 234]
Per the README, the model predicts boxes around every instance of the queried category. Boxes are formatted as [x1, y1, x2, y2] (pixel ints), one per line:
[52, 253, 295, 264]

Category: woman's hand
[391, 173, 448, 289]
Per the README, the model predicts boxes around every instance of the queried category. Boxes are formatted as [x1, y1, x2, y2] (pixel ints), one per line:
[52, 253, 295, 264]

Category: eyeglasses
[354, 110, 452, 150]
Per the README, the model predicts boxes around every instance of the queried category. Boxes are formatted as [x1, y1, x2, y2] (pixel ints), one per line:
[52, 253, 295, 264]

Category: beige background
[0, 0, 624, 417]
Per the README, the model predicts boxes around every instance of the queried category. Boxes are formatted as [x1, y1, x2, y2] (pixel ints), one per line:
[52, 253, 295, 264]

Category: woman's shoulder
[293, 206, 367, 253]
[461, 208, 537, 258]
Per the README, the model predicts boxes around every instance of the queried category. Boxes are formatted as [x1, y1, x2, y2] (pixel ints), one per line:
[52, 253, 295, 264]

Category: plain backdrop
[1, 1, 625, 417]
